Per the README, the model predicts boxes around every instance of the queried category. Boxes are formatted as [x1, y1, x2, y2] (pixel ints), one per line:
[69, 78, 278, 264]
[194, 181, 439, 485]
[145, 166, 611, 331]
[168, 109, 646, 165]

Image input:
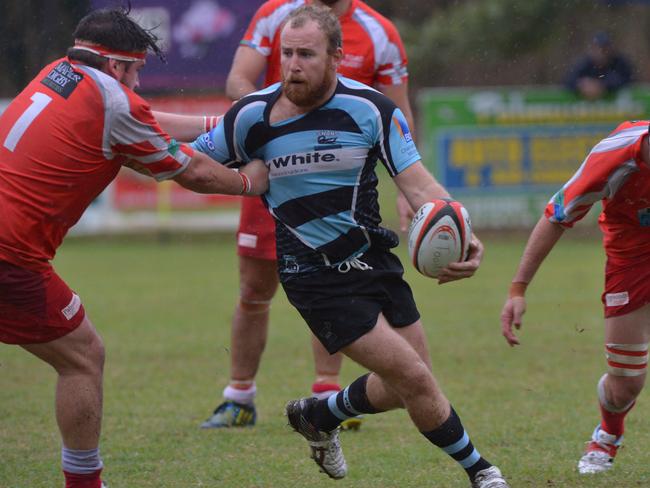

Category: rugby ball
[407, 199, 472, 278]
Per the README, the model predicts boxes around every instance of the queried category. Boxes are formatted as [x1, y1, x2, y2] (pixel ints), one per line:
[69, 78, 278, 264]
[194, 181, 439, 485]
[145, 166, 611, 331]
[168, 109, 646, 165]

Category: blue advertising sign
[437, 125, 610, 193]
[91, 0, 262, 91]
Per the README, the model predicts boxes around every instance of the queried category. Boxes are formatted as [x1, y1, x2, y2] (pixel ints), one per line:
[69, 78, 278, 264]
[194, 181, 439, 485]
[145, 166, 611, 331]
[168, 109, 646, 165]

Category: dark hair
[67, 5, 164, 67]
[285, 5, 342, 55]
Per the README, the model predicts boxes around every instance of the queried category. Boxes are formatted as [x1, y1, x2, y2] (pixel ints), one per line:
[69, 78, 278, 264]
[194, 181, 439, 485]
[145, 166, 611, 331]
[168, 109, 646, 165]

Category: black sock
[421, 406, 492, 480]
[310, 373, 382, 432]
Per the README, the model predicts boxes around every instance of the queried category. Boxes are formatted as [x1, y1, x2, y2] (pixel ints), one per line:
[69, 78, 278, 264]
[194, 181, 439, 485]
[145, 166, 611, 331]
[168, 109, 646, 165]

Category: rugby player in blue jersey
[192, 5, 509, 487]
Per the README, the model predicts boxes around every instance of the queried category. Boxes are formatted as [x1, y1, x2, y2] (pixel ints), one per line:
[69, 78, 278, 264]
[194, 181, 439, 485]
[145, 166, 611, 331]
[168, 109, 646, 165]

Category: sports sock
[421, 407, 492, 480]
[599, 402, 633, 437]
[62, 447, 103, 488]
[223, 382, 256, 405]
[311, 382, 341, 400]
[63, 470, 103, 488]
[597, 373, 634, 437]
[310, 373, 382, 432]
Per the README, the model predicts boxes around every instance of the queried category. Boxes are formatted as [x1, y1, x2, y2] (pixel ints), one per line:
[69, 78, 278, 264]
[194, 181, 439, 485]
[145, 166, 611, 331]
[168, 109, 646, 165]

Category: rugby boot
[577, 425, 622, 474]
[200, 400, 256, 428]
[286, 397, 348, 479]
[471, 466, 510, 488]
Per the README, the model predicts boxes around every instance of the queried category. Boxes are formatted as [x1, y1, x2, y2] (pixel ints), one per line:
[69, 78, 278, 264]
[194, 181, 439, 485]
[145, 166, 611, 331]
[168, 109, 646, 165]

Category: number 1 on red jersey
[4, 92, 52, 152]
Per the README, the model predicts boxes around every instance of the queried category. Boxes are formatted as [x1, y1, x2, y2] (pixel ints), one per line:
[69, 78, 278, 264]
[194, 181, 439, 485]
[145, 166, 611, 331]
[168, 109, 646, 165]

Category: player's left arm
[378, 81, 417, 231]
[152, 111, 221, 142]
[500, 216, 565, 346]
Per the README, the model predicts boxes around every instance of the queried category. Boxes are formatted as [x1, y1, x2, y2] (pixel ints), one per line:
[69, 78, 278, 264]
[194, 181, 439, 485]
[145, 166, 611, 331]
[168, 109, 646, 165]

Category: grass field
[1, 230, 649, 488]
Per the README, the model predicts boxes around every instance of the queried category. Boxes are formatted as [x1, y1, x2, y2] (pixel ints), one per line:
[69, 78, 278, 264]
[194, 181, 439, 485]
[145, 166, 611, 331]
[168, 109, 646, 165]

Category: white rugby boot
[578, 425, 622, 474]
[286, 397, 348, 479]
[471, 466, 510, 488]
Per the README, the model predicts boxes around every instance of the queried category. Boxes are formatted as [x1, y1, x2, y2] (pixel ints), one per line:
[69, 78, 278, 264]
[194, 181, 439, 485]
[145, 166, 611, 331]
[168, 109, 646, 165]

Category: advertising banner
[418, 86, 650, 226]
[92, 0, 262, 91]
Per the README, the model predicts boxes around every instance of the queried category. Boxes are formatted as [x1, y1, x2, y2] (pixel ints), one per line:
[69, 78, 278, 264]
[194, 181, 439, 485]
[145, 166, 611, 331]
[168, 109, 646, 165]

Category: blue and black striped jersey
[192, 76, 420, 276]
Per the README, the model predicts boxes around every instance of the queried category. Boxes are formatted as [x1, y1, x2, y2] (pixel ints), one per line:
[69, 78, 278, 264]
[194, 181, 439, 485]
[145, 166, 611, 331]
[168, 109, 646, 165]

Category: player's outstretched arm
[174, 152, 268, 195]
[501, 216, 565, 346]
[152, 112, 221, 142]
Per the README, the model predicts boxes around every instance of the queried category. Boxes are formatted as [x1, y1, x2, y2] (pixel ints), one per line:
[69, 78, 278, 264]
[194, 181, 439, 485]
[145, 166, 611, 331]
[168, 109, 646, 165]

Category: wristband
[203, 115, 219, 132]
[239, 171, 252, 195]
[509, 281, 528, 298]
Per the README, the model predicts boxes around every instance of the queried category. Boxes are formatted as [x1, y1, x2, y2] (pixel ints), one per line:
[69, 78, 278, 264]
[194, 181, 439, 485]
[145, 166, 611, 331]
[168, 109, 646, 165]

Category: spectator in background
[565, 32, 633, 100]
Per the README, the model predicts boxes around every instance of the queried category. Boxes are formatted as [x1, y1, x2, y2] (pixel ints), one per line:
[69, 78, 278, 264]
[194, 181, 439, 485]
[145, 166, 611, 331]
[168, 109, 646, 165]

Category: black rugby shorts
[281, 249, 420, 353]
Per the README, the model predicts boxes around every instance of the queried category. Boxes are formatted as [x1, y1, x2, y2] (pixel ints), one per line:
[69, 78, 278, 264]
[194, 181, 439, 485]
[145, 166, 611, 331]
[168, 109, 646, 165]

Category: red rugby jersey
[241, 0, 408, 87]
[0, 58, 193, 271]
[544, 120, 650, 261]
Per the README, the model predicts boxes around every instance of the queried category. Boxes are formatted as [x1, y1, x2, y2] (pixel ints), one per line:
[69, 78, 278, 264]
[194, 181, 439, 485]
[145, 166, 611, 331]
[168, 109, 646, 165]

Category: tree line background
[1, 0, 650, 96]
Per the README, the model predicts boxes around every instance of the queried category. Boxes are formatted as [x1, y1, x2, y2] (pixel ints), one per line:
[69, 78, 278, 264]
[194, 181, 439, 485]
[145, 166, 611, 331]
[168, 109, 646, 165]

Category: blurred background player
[192, 6, 509, 486]
[202, 0, 417, 431]
[0, 7, 267, 488]
[565, 31, 633, 100]
[500, 120, 650, 475]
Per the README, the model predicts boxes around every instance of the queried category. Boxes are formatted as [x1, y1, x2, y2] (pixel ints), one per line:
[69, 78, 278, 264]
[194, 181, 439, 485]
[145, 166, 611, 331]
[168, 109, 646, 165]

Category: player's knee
[58, 330, 105, 377]
[239, 274, 278, 302]
[607, 375, 645, 407]
[394, 361, 435, 399]
[80, 332, 105, 375]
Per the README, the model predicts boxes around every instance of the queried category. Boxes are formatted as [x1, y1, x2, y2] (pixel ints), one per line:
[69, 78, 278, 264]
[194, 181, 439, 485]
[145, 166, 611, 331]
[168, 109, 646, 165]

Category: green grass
[1, 232, 649, 487]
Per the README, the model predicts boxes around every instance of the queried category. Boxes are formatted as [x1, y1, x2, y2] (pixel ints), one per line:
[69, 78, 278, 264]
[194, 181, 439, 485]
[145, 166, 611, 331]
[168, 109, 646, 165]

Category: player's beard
[283, 68, 335, 108]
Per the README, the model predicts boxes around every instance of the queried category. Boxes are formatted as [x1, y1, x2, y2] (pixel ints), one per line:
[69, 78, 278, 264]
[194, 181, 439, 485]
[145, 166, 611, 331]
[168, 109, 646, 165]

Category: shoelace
[337, 256, 373, 273]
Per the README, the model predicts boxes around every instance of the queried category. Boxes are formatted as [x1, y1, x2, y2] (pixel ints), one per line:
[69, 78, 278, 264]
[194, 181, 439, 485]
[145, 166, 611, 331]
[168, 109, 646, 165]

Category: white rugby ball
[407, 199, 472, 278]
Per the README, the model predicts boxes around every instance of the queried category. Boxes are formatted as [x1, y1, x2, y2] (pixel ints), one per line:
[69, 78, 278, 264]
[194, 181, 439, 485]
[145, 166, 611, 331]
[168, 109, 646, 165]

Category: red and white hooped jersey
[0, 57, 193, 271]
[241, 0, 408, 87]
[544, 120, 650, 261]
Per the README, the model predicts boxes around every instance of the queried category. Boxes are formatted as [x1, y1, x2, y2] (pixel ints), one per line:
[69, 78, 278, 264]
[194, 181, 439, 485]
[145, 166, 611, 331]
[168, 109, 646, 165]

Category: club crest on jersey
[315, 130, 341, 150]
[317, 134, 338, 145]
[392, 115, 412, 143]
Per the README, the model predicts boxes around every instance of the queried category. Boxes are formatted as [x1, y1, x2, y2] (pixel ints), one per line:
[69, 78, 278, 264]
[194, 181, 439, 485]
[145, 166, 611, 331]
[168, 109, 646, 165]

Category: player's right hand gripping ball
[407, 198, 472, 278]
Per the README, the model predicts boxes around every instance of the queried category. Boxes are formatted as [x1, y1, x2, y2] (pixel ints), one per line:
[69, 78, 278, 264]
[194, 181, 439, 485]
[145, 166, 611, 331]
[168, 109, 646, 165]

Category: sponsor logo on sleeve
[552, 191, 566, 222]
[40, 61, 83, 99]
[392, 115, 413, 143]
[201, 133, 216, 152]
